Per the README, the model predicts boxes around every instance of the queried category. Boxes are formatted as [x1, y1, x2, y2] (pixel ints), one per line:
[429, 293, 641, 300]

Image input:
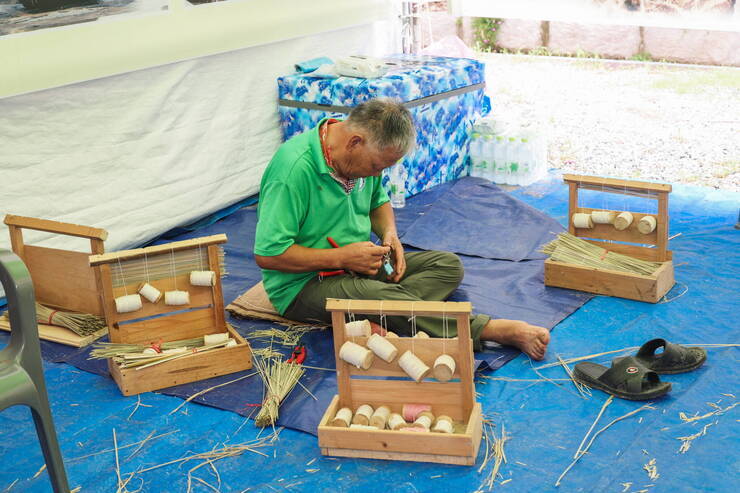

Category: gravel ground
[481, 53, 740, 192]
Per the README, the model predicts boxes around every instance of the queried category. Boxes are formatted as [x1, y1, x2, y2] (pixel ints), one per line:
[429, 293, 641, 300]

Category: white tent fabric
[0, 21, 396, 299]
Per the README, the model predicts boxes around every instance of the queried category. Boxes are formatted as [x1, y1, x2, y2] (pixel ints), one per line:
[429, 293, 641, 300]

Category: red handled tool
[287, 345, 306, 364]
[319, 236, 345, 279]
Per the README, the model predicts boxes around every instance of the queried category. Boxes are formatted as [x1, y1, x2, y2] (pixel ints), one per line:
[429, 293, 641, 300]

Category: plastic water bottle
[506, 136, 520, 185]
[469, 132, 487, 179]
[493, 135, 507, 184]
[519, 137, 532, 185]
[389, 165, 407, 208]
[483, 134, 496, 181]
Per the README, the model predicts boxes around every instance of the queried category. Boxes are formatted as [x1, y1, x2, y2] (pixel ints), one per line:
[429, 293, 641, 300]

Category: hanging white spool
[190, 270, 216, 287]
[433, 354, 456, 382]
[614, 212, 634, 231]
[137, 283, 162, 303]
[638, 215, 657, 234]
[204, 333, 229, 345]
[398, 351, 430, 383]
[432, 415, 454, 434]
[591, 211, 616, 225]
[115, 294, 142, 314]
[385, 331, 399, 338]
[345, 319, 371, 337]
[225, 339, 237, 348]
[367, 334, 398, 363]
[370, 405, 391, 429]
[331, 407, 352, 428]
[572, 213, 594, 229]
[388, 413, 407, 430]
[352, 404, 374, 426]
[164, 290, 190, 306]
[413, 331, 429, 339]
[411, 411, 434, 430]
[339, 341, 374, 370]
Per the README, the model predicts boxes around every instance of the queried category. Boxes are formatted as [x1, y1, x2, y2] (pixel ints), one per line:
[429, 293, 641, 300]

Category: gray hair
[346, 98, 416, 155]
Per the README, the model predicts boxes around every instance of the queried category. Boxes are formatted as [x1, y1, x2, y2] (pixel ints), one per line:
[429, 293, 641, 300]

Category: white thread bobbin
[591, 210, 616, 224]
[137, 283, 162, 304]
[638, 215, 657, 234]
[388, 413, 407, 430]
[164, 290, 190, 306]
[190, 271, 216, 287]
[412, 411, 434, 430]
[367, 333, 398, 363]
[398, 350, 430, 382]
[115, 294, 142, 314]
[332, 408, 352, 427]
[339, 341, 374, 370]
[572, 213, 594, 229]
[413, 331, 429, 339]
[225, 339, 237, 348]
[433, 354, 456, 382]
[204, 333, 229, 345]
[352, 404, 374, 426]
[402, 403, 431, 422]
[385, 331, 399, 338]
[432, 415, 454, 434]
[370, 406, 391, 429]
[350, 424, 378, 430]
[614, 212, 634, 231]
[143, 347, 158, 355]
[345, 319, 371, 337]
[162, 347, 188, 355]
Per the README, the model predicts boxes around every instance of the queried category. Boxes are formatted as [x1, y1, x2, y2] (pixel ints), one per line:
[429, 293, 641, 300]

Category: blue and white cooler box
[277, 55, 489, 196]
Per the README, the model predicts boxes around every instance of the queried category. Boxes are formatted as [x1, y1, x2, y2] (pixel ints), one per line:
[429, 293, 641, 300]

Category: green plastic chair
[0, 250, 70, 492]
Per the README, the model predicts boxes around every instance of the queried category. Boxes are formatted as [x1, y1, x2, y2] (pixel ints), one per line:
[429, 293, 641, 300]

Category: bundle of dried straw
[541, 232, 662, 276]
[35, 303, 106, 337]
[254, 356, 305, 428]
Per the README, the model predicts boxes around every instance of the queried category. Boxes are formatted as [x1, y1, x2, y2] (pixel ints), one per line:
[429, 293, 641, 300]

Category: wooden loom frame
[2, 215, 109, 346]
[544, 174, 675, 303]
[88, 234, 252, 395]
[317, 299, 483, 465]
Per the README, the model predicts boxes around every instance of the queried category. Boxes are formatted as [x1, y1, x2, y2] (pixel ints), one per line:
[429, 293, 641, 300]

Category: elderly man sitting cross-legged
[254, 98, 550, 359]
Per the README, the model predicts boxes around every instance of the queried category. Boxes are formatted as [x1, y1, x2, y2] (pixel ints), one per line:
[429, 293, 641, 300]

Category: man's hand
[339, 241, 390, 276]
[382, 232, 405, 282]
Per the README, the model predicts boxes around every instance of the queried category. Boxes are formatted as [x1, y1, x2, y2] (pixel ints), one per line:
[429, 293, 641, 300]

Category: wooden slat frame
[326, 298, 475, 421]
[91, 235, 229, 344]
[3, 215, 108, 318]
[564, 176, 671, 262]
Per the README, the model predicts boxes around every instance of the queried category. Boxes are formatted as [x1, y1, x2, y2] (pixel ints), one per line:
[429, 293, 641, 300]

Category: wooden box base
[317, 395, 483, 466]
[109, 324, 252, 396]
[544, 258, 675, 303]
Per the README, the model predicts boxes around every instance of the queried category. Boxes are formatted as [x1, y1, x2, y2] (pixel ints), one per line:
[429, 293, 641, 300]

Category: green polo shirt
[254, 119, 390, 314]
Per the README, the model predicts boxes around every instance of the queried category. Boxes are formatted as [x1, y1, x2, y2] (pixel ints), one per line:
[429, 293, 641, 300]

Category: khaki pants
[284, 251, 489, 350]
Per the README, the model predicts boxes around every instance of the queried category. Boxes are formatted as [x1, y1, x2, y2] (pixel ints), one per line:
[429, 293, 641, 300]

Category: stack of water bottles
[468, 117, 548, 186]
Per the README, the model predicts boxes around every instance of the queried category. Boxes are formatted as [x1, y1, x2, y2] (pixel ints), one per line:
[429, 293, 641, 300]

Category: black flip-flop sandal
[630, 338, 707, 374]
[574, 356, 671, 401]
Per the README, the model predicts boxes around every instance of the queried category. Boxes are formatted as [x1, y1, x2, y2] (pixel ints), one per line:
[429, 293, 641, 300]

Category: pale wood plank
[582, 240, 672, 262]
[332, 311, 352, 409]
[568, 182, 578, 235]
[563, 174, 672, 193]
[656, 193, 669, 262]
[23, 245, 102, 316]
[8, 225, 24, 258]
[326, 298, 472, 316]
[456, 314, 474, 418]
[4, 214, 108, 240]
[89, 234, 227, 266]
[114, 307, 217, 345]
[349, 380, 466, 420]
[208, 245, 226, 331]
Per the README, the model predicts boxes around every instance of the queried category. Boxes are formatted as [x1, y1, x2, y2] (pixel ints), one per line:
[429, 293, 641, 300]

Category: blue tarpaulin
[1, 174, 737, 492]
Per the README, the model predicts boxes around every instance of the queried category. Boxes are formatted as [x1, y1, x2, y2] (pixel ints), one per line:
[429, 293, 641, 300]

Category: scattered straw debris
[477, 418, 510, 491]
[305, 469, 319, 474]
[535, 344, 740, 370]
[31, 464, 46, 480]
[679, 401, 738, 424]
[500, 479, 512, 485]
[126, 395, 152, 421]
[556, 399, 654, 487]
[247, 325, 323, 346]
[169, 373, 256, 416]
[306, 458, 316, 466]
[3, 479, 18, 492]
[70, 488, 81, 493]
[69, 430, 179, 463]
[621, 482, 632, 492]
[515, 461, 527, 467]
[430, 475, 442, 479]
[677, 421, 716, 454]
[643, 458, 659, 481]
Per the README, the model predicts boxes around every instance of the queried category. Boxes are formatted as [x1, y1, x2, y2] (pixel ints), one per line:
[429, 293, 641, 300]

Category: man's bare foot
[481, 319, 550, 360]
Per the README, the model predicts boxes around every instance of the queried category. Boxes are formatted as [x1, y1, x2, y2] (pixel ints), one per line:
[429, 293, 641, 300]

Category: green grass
[650, 70, 740, 94]
[630, 52, 653, 62]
